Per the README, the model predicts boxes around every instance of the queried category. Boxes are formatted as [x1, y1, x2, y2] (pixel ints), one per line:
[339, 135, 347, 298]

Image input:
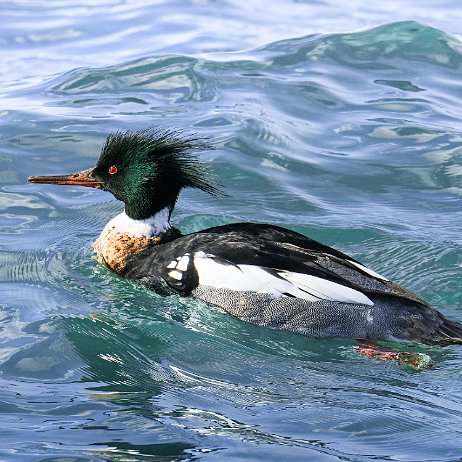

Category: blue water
[1, 1, 462, 461]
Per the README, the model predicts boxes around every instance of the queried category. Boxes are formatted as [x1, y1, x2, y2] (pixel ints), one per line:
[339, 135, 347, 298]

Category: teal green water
[1, 2, 462, 461]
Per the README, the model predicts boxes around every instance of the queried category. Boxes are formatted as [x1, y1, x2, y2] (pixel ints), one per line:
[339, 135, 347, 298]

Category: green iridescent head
[29, 128, 221, 220]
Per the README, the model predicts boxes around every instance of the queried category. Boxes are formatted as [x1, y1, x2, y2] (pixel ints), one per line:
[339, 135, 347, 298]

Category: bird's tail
[429, 317, 462, 345]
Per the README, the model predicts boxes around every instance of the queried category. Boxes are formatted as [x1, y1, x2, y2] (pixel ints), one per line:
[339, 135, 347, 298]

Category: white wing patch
[278, 270, 373, 305]
[193, 251, 373, 306]
[176, 255, 190, 271]
[168, 270, 183, 281]
[348, 260, 389, 281]
[166, 253, 190, 282]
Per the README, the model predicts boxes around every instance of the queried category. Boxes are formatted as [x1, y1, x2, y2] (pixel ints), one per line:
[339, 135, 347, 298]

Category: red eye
[108, 166, 118, 175]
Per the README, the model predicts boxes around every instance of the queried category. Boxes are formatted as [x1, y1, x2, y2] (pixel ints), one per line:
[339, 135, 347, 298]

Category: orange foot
[355, 340, 434, 370]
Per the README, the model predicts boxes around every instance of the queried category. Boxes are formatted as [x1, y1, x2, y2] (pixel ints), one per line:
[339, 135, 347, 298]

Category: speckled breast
[93, 225, 180, 275]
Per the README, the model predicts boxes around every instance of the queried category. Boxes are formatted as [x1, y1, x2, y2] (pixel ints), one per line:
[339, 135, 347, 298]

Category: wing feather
[193, 251, 373, 305]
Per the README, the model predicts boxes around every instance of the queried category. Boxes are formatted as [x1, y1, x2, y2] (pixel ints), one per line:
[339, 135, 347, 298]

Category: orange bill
[28, 168, 103, 189]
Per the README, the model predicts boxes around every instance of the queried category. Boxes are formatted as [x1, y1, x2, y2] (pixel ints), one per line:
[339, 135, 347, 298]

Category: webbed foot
[355, 339, 433, 370]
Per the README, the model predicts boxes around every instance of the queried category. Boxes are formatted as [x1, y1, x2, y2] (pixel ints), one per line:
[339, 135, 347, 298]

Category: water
[1, 1, 462, 461]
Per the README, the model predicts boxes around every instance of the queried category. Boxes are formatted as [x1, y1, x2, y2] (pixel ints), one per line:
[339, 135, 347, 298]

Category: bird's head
[29, 128, 220, 220]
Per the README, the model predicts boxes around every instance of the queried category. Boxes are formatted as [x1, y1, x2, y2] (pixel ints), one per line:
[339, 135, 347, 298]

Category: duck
[28, 128, 462, 347]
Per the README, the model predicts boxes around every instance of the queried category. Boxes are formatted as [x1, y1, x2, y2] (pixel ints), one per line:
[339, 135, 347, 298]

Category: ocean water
[1, 1, 462, 461]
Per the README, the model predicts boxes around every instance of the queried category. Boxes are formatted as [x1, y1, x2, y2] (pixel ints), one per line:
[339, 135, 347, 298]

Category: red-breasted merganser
[28, 128, 462, 346]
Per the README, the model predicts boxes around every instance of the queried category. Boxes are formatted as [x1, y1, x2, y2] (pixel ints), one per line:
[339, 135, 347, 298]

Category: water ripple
[1, 16, 462, 462]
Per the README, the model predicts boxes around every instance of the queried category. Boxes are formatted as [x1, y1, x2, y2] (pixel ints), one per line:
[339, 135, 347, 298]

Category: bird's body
[28, 128, 462, 346]
[94, 216, 461, 344]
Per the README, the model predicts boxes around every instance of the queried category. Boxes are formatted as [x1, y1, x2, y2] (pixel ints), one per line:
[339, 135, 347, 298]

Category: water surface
[1, 2, 462, 461]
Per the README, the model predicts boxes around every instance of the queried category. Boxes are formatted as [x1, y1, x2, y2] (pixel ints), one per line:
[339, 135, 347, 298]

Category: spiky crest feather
[100, 128, 219, 195]
[93, 127, 221, 219]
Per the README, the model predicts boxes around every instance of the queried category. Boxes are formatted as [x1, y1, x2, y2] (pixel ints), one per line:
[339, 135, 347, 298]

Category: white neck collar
[106, 207, 171, 237]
